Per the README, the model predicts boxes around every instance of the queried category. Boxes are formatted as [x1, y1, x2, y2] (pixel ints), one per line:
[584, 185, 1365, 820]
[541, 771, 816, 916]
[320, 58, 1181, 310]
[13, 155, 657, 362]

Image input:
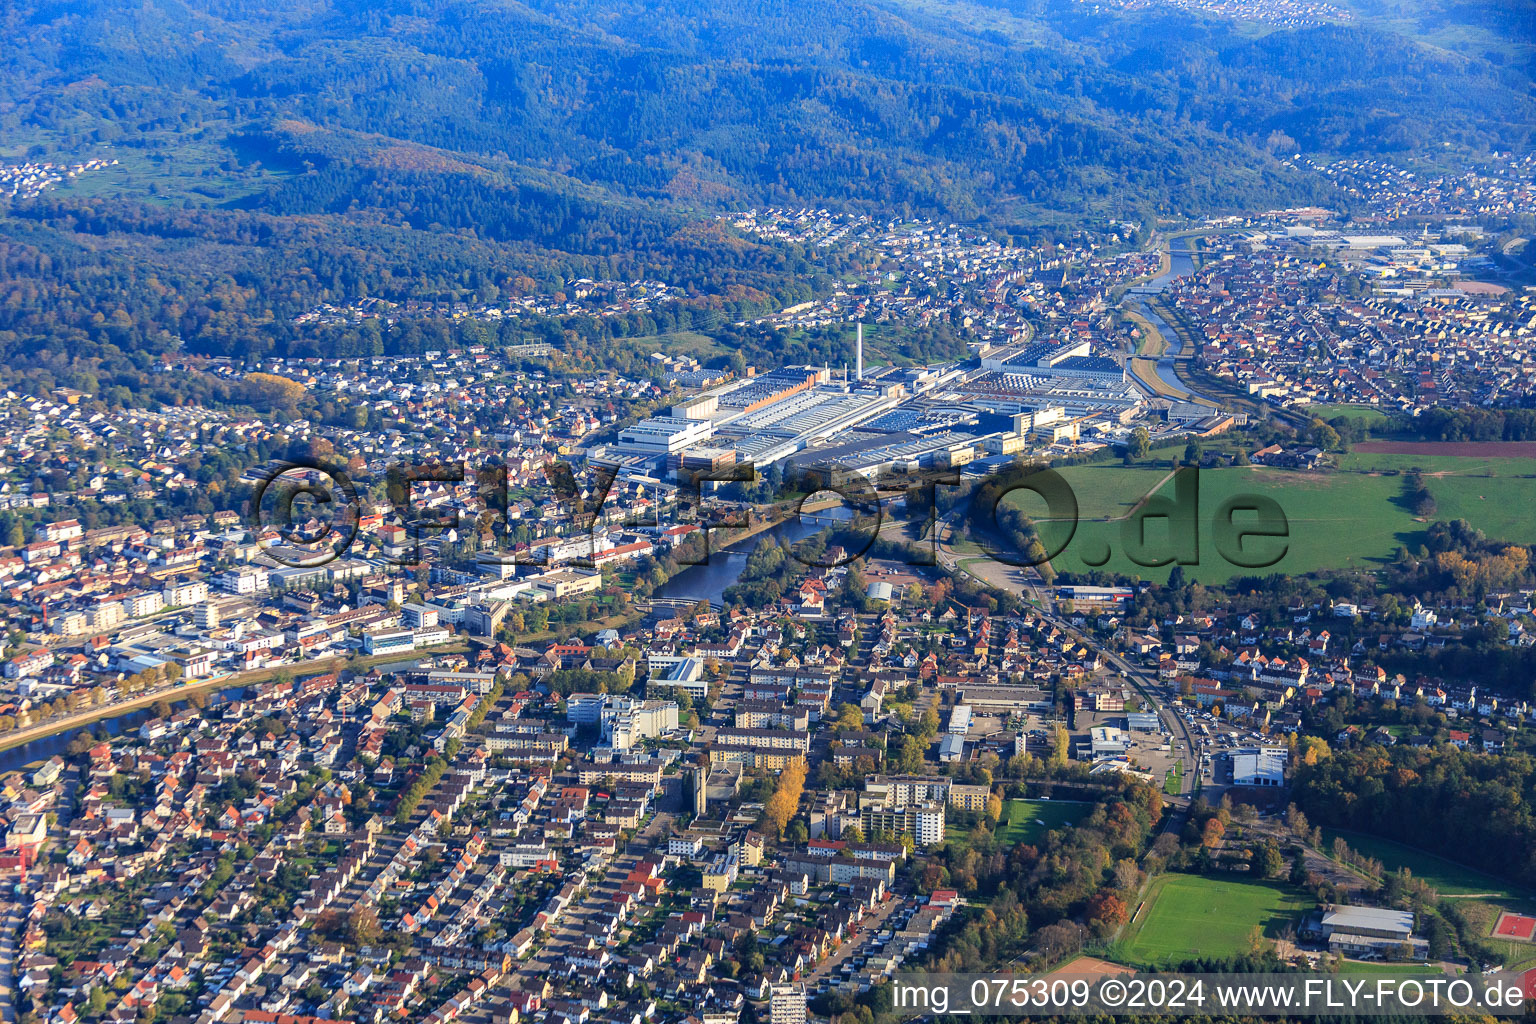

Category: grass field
[1321, 828, 1523, 897]
[1002, 459, 1536, 584]
[1334, 961, 1441, 975]
[1337, 450, 1536, 545]
[1164, 761, 1184, 796]
[633, 330, 729, 360]
[1310, 404, 1392, 423]
[1336, 450, 1536, 477]
[1118, 874, 1313, 966]
[1018, 464, 1410, 584]
[996, 799, 1084, 845]
[4, 121, 290, 207]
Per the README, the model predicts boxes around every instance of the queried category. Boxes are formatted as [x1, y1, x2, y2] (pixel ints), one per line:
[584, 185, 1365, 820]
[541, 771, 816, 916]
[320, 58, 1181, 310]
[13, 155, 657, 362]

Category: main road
[926, 507, 1202, 801]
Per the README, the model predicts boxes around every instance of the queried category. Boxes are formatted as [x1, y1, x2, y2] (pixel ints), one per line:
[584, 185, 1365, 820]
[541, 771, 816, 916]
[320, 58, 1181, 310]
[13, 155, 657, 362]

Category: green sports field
[1002, 460, 1536, 584]
[1118, 874, 1312, 966]
[996, 798, 1084, 845]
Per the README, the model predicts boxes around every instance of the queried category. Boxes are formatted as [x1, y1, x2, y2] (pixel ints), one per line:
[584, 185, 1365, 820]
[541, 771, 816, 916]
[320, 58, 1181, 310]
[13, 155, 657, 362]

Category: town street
[929, 507, 1202, 802]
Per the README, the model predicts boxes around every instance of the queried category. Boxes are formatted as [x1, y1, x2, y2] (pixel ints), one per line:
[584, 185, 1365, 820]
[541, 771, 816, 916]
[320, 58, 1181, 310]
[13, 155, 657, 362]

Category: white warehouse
[617, 415, 715, 455]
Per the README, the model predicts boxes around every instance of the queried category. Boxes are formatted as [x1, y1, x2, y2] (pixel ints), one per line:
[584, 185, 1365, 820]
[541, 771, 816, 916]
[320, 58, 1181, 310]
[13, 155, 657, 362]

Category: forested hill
[7, 0, 1533, 224]
[0, 0, 1531, 388]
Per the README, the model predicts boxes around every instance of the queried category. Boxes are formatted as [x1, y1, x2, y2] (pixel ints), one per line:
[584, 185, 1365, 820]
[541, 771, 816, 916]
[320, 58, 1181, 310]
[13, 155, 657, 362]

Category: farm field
[1118, 872, 1308, 970]
[996, 799, 1084, 845]
[1321, 828, 1522, 897]
[1005, 460, 1536, 583]
[1118, 874, 1312, 966]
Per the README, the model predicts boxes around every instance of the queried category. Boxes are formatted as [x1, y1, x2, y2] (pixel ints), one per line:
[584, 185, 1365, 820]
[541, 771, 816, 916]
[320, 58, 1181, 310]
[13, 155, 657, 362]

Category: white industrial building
[1314, 905, 1428, 959]
[1090, 725, 1129, 758]
[616, 415, 716, 455]
[1232, 746, 1288, 787]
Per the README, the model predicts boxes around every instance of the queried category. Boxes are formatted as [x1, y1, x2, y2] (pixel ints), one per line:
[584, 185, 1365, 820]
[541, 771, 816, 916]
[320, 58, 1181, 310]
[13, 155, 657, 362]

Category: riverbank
[0, 498, 853, 763]
[649, 497, 849, 608]
[0, 640, 471, 760]
[1125, 308, 1169, 358]
[1123, 307, 1189, 400]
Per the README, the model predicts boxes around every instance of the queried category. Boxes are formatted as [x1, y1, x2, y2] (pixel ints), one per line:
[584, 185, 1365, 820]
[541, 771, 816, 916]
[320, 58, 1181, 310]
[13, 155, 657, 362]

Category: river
[651, 504, 855, 607]
[0, 686, 251, 776]
[1135, 236, 1200, 397]
[0, 655, 448, 777]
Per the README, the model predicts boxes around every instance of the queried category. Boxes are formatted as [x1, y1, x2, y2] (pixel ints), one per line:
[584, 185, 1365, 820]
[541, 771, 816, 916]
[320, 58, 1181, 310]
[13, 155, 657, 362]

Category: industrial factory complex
[591, 331, 1196, 483]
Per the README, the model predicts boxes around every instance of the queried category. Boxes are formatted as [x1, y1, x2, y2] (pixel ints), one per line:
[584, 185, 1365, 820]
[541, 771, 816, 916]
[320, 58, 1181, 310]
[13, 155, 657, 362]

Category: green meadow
[1321, 828, 1523, 898]
[1309, 404, 1393, 423]
[1001, 458, 1536, 584]
[996, 798, 1085, 845]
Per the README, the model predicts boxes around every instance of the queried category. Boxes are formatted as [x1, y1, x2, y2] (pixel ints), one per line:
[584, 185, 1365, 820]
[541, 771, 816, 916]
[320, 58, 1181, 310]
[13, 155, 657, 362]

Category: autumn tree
[347, 905, 382, 947]
[835, 703, 865, 731]
[1128, 426, 1151, 460]
[244, 372, 306, 411]
[1086, 891, 1128, 936]
[1258, 838, 1285, 879]
[761, 757, 807, 836]
[1048, 723, 1070, 770]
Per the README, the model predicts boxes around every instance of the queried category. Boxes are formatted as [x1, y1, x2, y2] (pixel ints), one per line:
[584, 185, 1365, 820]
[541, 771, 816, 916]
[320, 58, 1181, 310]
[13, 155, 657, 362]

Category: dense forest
[1293, 744, 1536, 890]
[0, 0, 1531, 388]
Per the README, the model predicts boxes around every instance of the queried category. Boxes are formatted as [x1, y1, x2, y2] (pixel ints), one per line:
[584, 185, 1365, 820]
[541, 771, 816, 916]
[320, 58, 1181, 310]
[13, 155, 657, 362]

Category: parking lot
[1177, 704, 1273, 793]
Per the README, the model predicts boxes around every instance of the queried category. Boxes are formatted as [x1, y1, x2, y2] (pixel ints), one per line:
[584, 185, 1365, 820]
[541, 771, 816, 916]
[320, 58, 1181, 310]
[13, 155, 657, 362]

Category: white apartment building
[218, 566, 270, 596]
[770, 984, 807, 1024]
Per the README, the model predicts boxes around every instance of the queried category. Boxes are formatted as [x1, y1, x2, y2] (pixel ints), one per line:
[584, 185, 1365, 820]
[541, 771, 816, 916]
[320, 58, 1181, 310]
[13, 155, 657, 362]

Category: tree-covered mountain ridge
[0, 0, 1530, 389]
